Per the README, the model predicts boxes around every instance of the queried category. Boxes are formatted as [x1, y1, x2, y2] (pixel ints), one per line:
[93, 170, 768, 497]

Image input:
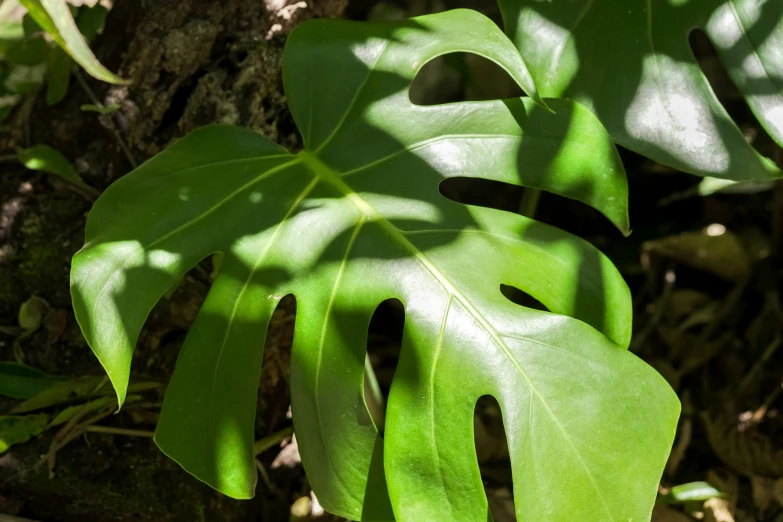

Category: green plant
[70, 9, 680, 522]
[0, 0, 115, 117]
[19, 0, 125, 84]
[499, 0, 783, 180]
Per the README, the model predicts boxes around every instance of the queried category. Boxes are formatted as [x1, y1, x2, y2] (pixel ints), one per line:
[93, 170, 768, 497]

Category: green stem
[364, 355, 385, 430]
[254, 425, 293, 455]
[85, 426, 154, 437]
[73, 69, 138, 168]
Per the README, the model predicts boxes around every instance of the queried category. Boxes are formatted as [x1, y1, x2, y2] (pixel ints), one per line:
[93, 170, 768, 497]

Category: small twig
[84, 426, 154, 437]
[630, 266, 676, 352]
[665, 393, 693, 477]
[255, 458, 277, 492]
[738, 333, 782, 394]
[69, 182, 101, 200]
[751, 380, 783, 424]
[364, 355, 385, 431]
[19, 89, 39, 148]
[697, 281, 747, 344]
[73, 69, 137, 169]
[47, 407, 114, 477]
[254, 425, 293, 455]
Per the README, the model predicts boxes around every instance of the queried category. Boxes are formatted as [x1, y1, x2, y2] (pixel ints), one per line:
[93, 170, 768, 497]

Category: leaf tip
[107, 371, 128, 411]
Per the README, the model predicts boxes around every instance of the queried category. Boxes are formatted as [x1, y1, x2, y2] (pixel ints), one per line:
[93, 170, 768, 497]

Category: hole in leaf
[439, 177, 610, 237]
[409, 52, 525, 106]
[500, 284, 549, 312]
[474, 395, 515, 521]
[365, 298, 404, 433]
[439, 177, 523, 213]
[259, 294, 296, 428]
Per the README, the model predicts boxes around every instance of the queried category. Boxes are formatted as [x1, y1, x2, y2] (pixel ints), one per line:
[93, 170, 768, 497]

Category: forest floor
[1, 0, 783, 521]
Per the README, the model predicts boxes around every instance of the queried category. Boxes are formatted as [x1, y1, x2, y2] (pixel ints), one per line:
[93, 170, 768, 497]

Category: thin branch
[84, 426, 154, 437]
[73, 69, 137, 168]
[254, 425, 293, 455]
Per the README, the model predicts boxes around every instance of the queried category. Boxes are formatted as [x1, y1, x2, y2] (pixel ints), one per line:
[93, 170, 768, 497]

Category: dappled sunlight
[625, 53, 730, 172]
[707, 0, 763, 50]
[212, 415, 254, 497]
[501, 0, 783, 180]
[68, 9, 678, 521]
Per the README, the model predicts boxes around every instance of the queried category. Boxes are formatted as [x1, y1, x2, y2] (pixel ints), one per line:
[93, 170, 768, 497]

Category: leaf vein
[312, 213, 368, 503]
[300, 153, 615, 519]
[207, 175, 320, 440]
[313, 39, 392, 154]
[428, 295, 454, 511]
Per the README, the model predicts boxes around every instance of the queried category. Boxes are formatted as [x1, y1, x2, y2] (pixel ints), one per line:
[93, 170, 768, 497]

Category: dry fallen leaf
[703, 412, 783, 477]
[643, 228, 751, 282]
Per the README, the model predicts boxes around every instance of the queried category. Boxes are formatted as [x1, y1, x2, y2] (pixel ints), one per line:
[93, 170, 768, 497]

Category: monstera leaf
[71, 9, 679, 522]
[500, 0, 783, 180]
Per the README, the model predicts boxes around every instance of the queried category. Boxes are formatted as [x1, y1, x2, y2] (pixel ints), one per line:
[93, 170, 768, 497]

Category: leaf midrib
[299, 150, 615, 519]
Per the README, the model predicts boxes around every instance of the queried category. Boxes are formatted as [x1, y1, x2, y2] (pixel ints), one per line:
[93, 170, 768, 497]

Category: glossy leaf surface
[500, 0, 783, 180]
[71, 10, 679, 521]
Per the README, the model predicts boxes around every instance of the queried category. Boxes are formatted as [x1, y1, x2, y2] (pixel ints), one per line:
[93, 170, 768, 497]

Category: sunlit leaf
[661, 481, 726, 504]
[500, 0, 783, 180]
[18, 0, 126, 84]
[18, 144, 82, 184]
[0, 21, 23, 39]
[44, 4, 109, 106]
[70, 9, 679, 521]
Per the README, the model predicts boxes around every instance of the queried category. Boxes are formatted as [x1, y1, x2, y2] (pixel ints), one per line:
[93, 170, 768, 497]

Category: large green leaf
[71, 9, 679, 521]
[499, 0, 783, 180]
